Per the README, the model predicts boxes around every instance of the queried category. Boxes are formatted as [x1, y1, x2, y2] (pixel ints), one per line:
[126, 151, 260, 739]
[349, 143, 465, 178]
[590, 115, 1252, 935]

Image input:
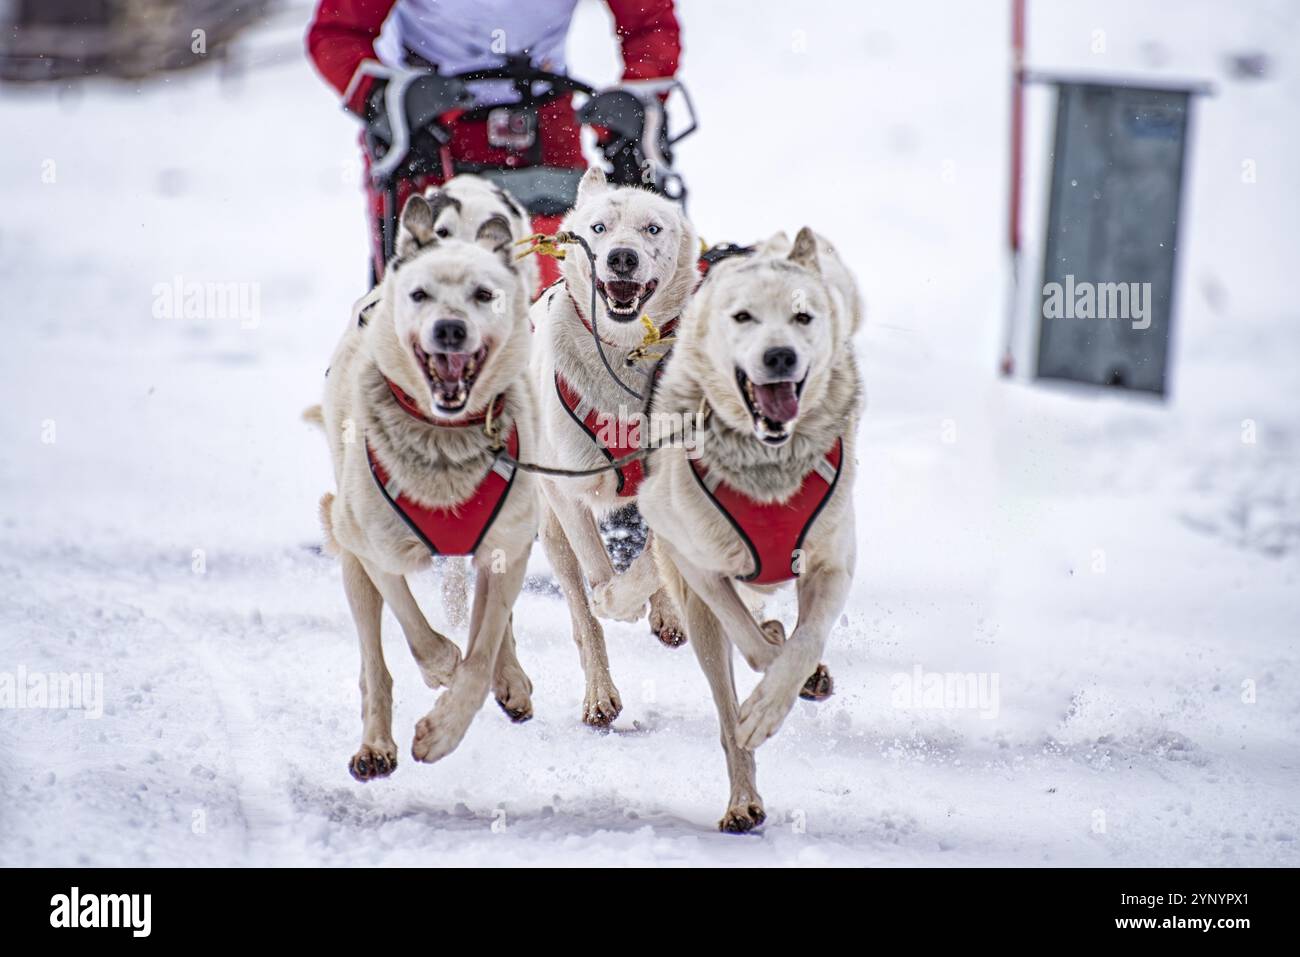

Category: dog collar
[384, 377, 505, 428]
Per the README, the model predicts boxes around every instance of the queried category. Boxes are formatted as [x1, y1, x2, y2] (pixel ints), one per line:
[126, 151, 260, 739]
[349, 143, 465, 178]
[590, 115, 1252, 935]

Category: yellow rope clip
[638, 313, 662, 345]
[514, 233, 567, 261]
[625, 315, 676, 364]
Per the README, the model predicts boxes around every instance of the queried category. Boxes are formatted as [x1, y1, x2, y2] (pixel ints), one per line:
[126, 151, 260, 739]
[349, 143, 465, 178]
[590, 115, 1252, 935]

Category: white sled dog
[419, 173, 540, 300]
[638, 228, 863, 831]
[352, 175, 540, 318]
[342, 174, 540, 630]
[424, 175, 537, 625]
[318, 191, 538, 779]
[528, 166, 698, 726]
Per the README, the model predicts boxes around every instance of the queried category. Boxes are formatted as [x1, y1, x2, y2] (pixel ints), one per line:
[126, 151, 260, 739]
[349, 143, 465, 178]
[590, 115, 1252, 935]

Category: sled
[362, 53, 699, 274]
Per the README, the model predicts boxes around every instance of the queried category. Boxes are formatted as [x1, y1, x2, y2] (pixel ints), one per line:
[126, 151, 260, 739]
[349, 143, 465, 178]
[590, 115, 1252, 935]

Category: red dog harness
[554, 372, 645, 496]
[689, 438, 844, 584]
[552, 286, 678, 498]
[366, 381, 518, 556]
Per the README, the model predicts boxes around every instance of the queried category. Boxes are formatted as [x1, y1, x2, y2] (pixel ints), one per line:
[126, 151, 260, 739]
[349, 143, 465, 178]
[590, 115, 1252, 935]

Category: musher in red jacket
[306, 0, 682, 286]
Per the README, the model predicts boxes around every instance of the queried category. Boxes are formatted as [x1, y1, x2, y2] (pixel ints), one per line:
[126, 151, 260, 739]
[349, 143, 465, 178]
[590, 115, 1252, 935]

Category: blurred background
[0, 1, 1295, 866]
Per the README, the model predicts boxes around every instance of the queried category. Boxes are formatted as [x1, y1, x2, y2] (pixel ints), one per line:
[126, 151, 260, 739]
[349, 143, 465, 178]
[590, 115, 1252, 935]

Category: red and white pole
[1001, 0, 1026, 376]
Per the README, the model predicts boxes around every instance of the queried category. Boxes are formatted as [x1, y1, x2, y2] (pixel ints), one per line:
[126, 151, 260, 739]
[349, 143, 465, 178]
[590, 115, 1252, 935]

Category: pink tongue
[753, 382, 799, 423]
[432, 352, 468, 381]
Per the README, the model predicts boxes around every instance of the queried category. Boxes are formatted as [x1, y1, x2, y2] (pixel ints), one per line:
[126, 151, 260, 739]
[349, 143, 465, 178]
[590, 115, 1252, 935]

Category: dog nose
[606, 246, 639, 276]
[762, 347, 799, 378]
[432, 319, 468, 351]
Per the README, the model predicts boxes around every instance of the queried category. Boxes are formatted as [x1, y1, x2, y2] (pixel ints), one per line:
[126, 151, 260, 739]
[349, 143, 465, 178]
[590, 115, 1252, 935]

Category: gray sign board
[1036, 82, 1193, 395]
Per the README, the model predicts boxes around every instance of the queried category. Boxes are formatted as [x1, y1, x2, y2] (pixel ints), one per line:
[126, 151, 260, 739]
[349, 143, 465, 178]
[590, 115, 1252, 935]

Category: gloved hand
[362, 71, 474, 178]
[580, 88, 681, 196]
[364, 72, 473, 146]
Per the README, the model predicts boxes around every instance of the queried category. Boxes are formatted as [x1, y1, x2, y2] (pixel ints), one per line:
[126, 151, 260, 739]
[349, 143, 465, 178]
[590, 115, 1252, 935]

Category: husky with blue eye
[527, 166, 701, 727]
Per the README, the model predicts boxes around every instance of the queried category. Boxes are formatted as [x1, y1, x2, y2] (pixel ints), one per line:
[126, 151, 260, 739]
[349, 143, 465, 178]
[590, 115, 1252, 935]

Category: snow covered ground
[1, 0, 1297, 866]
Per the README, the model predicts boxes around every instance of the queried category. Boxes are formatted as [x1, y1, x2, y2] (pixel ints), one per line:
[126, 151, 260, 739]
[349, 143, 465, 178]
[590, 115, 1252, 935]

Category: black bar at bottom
[0, 866, 1284, 944]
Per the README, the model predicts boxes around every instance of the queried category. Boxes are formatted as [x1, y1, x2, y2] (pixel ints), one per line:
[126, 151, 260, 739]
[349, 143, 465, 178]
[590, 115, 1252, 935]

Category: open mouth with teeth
[736, 367, 805, 445]
[595, 277, 658, 320]
[414, 341, 488, 416]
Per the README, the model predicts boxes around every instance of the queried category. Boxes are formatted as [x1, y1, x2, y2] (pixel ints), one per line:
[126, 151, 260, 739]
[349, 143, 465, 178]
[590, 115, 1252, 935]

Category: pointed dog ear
[397, 194, 437, 258]
[475, 214, 516, 270]
[577, 165, 608, 201]
[758, 230, 791, 255]
[788, 226, 821, 274]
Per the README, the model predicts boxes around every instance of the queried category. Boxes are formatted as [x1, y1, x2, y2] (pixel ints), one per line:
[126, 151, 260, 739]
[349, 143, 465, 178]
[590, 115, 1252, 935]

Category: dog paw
[736, 676, 798, 751]
[761, 619, 786, 645]
[649, 591, 687, 648]
[719, 802, 766, 834]
[496, 696, 533, 723]
[411, 714, 466, 765]
[653, 622, 686, 648]
[494, 669, 534, 724]
[411, 690, 479, 764]
[591, 579, 646, 623]
[348, 741, 397, 782]
[582, 680, 623, 728]
[798, 664, 834, 701]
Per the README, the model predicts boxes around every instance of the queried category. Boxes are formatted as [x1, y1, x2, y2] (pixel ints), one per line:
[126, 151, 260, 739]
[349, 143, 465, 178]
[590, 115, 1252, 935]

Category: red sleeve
[605, 0, 681, 81]
[306, 0, 399, 114]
